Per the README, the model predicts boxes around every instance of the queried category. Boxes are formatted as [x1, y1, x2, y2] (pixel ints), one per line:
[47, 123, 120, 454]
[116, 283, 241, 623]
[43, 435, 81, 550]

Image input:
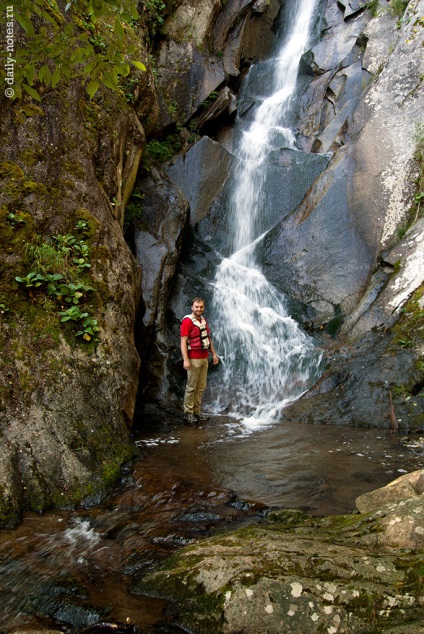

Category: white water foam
[209, 0, 321, 428]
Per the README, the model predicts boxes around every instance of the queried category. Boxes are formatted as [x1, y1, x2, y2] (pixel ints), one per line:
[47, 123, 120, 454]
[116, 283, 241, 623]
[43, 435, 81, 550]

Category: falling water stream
[209, 0, 322, 425]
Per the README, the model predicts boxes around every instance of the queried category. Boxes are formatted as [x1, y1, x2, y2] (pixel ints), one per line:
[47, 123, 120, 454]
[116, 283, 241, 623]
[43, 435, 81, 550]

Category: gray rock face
[133, 168, 189, 400]
[261, 0, 423, 324]
[281, 327, 424, 430]
[260, 147, 374, 321]
[156, 40, 225, 127]
[156, 0, 283, 130]
[341, 219, 424, 339]
[166, 136, 234, 228]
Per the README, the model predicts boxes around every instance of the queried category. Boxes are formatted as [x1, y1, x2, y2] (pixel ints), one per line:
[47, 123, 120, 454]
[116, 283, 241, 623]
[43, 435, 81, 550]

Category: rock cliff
[1, 0, 423, 526]
[136, 0, 424, 431]
[0, 31, 154, 523]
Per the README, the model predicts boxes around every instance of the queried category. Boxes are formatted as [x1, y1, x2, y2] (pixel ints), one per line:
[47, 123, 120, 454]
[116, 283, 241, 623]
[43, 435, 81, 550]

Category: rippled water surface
[138, 415, 424, 516]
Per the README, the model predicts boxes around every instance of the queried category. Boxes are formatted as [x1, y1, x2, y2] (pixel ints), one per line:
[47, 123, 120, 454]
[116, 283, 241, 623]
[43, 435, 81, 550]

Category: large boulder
[356, 469, 424, 514]
[136, 471, 424, 633]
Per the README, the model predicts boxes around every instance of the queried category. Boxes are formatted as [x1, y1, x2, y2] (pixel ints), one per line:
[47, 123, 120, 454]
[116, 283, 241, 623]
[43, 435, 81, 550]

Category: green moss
[0, 161, 25, 180]
[63, 160, 86, 179]
[101, 443, 135, 487]
[0, 488, 21, 528]
[20, 147, 44, 167]
[13, 103, 45, 126]
[0, 162, 44, 203]
[394, 555, 424, 598]
[23, 466, 53, 514]
[73, 207, 100, 241]
[50, 439, 135, 510]
[51, 481, 96, 509]
[390, 284, 424, 348]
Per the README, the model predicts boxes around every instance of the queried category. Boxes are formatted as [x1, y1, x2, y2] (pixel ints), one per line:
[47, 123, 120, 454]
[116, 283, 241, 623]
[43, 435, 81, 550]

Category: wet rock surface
[1, 410, 424, 633]
[282, 293, 424, 431]
[137, 470, 424, 634]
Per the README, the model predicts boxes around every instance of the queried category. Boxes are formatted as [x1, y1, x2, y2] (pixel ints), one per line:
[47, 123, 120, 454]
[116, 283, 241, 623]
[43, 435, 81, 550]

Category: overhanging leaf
[86, 79, 100, 99]
[23, 84, 41, 101]
[131, 60, 146, 72]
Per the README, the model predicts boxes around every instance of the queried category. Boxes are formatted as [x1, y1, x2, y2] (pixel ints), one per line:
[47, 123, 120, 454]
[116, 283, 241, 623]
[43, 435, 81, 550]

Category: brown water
[1, 415, 423, 633]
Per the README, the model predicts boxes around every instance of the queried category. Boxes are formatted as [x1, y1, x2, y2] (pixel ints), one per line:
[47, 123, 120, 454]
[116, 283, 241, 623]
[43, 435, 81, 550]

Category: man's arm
[209, 340, 219, 365]
[181, 335, 190, 370]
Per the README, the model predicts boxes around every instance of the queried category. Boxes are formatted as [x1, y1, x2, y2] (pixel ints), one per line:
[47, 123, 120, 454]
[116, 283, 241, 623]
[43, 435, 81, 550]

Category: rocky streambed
[134, 426, 424, 634]
[2, 414, 424, 633]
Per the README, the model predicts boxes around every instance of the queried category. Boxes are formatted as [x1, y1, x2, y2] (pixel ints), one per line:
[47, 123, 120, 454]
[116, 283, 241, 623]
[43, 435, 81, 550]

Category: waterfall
[209, 0, 322, 428]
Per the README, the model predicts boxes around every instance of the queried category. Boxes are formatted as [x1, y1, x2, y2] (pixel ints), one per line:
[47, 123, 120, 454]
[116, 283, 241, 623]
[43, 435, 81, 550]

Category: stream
[2, 1, 422, 632]
[1, 414, 423, 633]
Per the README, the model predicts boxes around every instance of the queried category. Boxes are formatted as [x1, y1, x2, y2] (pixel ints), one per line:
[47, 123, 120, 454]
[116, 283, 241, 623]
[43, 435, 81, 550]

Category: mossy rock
[136, 507, 424, 634]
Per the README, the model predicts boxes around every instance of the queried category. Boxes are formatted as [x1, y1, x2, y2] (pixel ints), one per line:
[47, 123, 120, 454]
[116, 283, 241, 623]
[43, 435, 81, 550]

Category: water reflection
[1, 416, 423, 632]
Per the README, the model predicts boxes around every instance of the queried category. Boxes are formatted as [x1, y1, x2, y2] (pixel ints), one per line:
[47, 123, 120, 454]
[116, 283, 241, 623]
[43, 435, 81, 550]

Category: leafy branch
[0, 0, 147, 101]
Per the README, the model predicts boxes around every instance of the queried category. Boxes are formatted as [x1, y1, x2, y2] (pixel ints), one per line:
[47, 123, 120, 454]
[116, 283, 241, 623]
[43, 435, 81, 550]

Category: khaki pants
[184, 358, 209, 414]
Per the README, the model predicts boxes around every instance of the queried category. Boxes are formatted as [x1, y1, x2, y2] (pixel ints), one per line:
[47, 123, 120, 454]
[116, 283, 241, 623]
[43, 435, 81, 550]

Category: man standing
[180, 297, 219, 424]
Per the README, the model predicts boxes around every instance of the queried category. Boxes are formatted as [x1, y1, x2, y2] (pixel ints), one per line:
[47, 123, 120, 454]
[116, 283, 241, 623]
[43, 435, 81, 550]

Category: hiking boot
[195, 412, 209, 421]
[184, 413, 197, 425]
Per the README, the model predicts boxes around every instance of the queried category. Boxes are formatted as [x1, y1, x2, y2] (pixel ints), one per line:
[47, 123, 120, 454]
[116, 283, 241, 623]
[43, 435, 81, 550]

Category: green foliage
[59, 305, 88, 322]
[367, 0, 380, 16]
[397, 123, 424, 238]
[0, 0, 146, 101]
[76, 316, 100, 341]
[15, 272, 45, 288]
[59, 307, 99, 341]
[412, 123, 424, 219]
[123, 188, 144, 230]
[15, 227, 99, 342]
[143, 134, 183, 164]
[388, 0, 409, 18]
[7, 212, 27, 228]
[139, 0, 166, 44]
[25, 241, 69, 276]
[54, 281, 94, 304]
[75, 219, 88, 231]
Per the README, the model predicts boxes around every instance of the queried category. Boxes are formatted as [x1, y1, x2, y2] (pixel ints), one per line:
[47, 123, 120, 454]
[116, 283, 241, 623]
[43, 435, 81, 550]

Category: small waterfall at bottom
[206, 0, 322, 427]
[208, 248, 322, 427]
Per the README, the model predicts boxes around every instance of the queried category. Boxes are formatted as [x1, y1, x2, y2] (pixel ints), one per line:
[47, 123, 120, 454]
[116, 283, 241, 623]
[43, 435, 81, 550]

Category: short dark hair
[191, 296, 205, 305]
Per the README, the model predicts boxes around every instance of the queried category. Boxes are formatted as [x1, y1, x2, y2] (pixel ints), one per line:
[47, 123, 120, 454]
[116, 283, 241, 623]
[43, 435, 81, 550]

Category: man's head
[191, 297, 205, 317]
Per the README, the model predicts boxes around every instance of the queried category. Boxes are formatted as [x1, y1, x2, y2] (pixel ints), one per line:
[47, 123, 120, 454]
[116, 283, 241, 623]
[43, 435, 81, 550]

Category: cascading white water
[209, 0, 321, 428]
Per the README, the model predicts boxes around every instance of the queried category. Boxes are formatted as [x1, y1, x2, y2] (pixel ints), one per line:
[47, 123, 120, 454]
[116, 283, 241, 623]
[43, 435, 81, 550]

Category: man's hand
[183, 360, 190, 371]
[212, 353, 219, 365]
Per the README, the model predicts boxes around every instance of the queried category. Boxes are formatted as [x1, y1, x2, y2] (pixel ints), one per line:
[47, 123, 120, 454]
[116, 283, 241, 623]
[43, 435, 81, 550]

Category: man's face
[192, 301, 205, 317]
